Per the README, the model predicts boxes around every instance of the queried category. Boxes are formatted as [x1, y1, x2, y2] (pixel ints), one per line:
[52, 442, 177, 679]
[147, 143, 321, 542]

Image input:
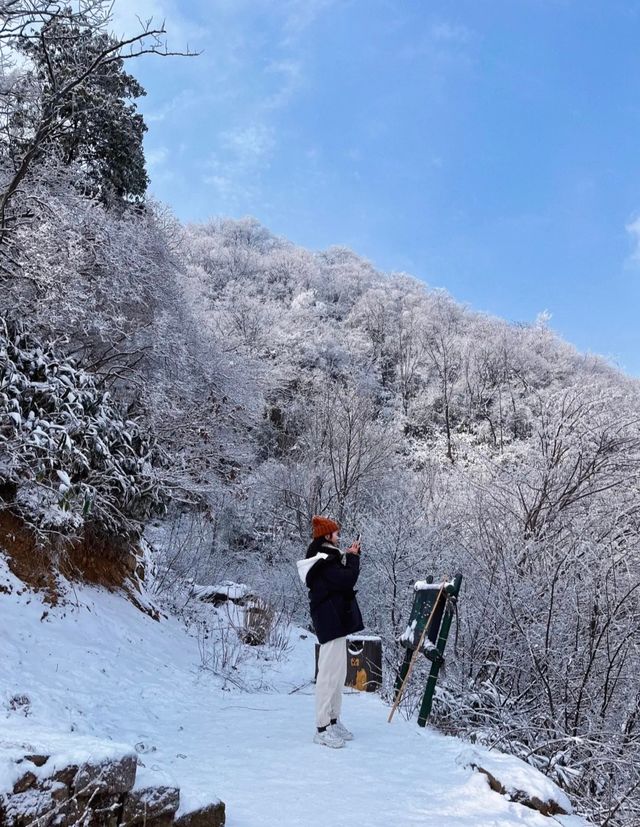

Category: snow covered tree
[15, 11, 149, 205]
[422, 291, 463, 462]
[0, 0, 193, 234]
[0, 317, 166, 544]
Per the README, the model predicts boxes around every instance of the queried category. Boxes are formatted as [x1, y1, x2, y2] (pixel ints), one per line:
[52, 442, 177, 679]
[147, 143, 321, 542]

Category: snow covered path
[1, 561, 586, 826]
[196, 690, 572, 827]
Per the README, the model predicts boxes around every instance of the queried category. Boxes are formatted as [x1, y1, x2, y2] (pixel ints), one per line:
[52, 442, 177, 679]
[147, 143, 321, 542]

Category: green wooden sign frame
[393, 572, 462, 727]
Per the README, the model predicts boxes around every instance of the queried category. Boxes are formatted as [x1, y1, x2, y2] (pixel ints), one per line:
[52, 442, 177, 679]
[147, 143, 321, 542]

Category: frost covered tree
[0, 1, 194, 552]
[171, 215, 640, 825]
[421, 292, 463, 462]
[0, 0, 192, 230]
[0, 317, 166, 543]
[14, 11, 149, 205]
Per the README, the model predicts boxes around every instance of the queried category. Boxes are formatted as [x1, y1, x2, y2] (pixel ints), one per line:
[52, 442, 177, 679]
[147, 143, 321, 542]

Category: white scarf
[296, 541, 342, 585]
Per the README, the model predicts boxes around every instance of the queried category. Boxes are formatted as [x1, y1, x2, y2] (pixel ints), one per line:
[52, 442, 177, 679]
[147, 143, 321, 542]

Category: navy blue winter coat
[297, 539, 364, 644]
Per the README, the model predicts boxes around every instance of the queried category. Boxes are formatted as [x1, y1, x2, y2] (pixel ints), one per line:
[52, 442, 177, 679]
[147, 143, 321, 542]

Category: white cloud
[282, 0, 338, 38]
[203, 123, 275, 205]
[430, 21, 473, 44]
[400, 18, 475, 64]
[264, 60, 303, 110]
[146, 146, 169, 167]
[221, 124, 275, 163]
[625, 215, 640, 265]
[143, 89, 200, 123]
[202, 171, 242, 201]
[114, 0, 335, 211]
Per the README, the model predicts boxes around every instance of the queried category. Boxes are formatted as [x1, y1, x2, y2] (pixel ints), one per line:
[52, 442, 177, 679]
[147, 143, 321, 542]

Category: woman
[297, 515, 364, 748]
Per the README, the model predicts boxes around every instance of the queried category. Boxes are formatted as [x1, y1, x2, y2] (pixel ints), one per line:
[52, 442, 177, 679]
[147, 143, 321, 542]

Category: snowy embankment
[0, 557, 588, 827]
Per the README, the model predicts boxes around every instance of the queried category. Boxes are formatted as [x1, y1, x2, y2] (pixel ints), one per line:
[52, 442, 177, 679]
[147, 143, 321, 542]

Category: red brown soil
[0, 510, 152, 615]
[0, 511, 60, 603]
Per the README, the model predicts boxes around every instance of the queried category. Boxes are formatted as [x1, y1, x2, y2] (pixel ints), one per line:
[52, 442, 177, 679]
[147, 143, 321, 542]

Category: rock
[472, 764, 568, 817]
[473, 764, 506, 795]
[73, 752, 137, 797]
[54, 797, 82, 825]
[24, 754, 49, 767]
[52, 764, 79, 787]
[8, 694, 31, 714]
[49, 781, 69, 807]
[129, 817, 174, 827]
[1, 780, 69, 826]
[13, 771, 37, 794]
[2, 737, 226, 827]
[192, 581, 252, 607]
[121, 784, 180, 825]
[2, 787, 57, 826]
[54, 791, 123, 826]
[80, 792, 123, 826]
[512, 790, 568, 817]
[174, 801, 226, 827]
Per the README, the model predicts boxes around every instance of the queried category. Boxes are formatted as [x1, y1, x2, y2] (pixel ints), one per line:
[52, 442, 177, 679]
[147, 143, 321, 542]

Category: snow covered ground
[0, 556, 589, 826]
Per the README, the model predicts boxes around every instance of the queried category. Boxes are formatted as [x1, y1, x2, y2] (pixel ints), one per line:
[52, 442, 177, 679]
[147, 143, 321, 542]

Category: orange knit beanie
[312, 515, 340, 540]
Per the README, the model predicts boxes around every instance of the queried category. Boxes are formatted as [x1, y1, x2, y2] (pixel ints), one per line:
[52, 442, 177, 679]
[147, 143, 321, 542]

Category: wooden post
[392, 647, 413, 701]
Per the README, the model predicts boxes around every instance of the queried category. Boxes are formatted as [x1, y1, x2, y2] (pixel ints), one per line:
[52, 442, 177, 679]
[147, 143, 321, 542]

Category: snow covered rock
[73, 752, 138, 797]
[0, 729, 137, 825]
[121, 781, 181, 826]
[174, 802, 226, 827]
[0, 727, 224, 827]
[191, 581, 252, 606]
[458, 746, 572, 817]
[1, 779, 71, 826]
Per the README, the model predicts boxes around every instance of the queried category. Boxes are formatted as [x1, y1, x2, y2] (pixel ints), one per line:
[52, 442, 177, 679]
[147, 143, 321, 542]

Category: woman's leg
[329, 636, 348, 721]
[316, 637, 347, 728]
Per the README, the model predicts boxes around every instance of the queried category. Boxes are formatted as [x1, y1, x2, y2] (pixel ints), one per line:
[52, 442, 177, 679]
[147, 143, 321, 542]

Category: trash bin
[314, 636, 382, 692]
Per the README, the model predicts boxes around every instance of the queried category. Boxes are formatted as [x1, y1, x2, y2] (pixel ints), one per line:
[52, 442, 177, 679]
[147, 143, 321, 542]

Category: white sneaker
[313, 728, 345, 748]
[330, 720, 354, 741]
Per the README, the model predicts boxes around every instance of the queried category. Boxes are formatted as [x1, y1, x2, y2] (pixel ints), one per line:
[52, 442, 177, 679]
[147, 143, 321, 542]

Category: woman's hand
[346, 539, 361, 555]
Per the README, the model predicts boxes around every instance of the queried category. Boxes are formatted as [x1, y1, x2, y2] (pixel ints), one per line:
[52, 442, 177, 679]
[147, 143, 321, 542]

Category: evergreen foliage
[0, 318, 166, 540]
[13, 12, 148, 204]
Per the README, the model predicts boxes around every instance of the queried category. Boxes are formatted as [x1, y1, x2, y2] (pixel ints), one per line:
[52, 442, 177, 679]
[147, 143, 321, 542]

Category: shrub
[0, 317, 166, 545]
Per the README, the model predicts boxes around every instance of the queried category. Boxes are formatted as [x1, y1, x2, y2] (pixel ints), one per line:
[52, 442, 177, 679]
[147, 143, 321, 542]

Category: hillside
[3, 218, 640, 825]
[0, 558, 588, 827]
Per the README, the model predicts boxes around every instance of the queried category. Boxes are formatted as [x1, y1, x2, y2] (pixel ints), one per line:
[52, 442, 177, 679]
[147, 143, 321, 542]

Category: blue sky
[114, 0, 640, 376]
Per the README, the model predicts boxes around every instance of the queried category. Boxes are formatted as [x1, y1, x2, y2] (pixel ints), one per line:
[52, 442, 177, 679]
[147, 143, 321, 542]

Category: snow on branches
[0, 317, 166, 542]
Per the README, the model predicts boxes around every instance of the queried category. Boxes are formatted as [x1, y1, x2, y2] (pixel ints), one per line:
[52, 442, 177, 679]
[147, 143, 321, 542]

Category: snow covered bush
[0, 317, 166, 543]
[424, 385, 640, 826]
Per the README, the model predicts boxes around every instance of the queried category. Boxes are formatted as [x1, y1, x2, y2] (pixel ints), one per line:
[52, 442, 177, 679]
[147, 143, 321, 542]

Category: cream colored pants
[316, 636, 347, 728]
